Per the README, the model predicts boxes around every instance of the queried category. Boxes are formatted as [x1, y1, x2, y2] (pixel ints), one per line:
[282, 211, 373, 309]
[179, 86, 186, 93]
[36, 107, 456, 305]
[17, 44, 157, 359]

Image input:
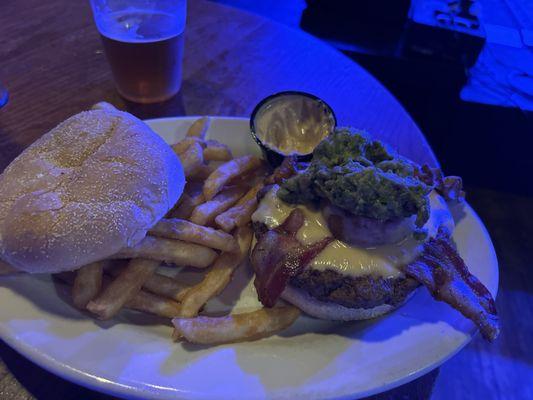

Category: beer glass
[89, 0, 187, 104]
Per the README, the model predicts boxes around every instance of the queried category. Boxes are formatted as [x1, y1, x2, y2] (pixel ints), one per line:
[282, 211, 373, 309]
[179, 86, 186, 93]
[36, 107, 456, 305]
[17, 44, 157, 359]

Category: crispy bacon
[403, 226, 499, 341]
[264, 156, 297, 185]
[440, 175, 465, 202]
[257, 158, 298, 203]
[252, 209, 333, 307]
[415, 165, 465, 202]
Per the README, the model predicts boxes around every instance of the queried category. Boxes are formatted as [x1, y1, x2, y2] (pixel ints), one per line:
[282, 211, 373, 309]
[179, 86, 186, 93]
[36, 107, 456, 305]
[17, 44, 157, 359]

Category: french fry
[214, 199, 256, 233]
[184, 181, 205, 204]
[127, 289, 182, 318]
[186, 116, 211, 139]
[56, 271, 181, 318]
[172, 136, 205, 154]
[167, 184, 205, 220]
[141, 274, 190, 303]
[178, 141, 204, 176]
[190, 186, 248, 226]
[203, 155, 262, 201]
[203, 140, 232, 162]
[150, 218, 238, 252]
[188, 163, 218, 181]
[87, 258, 160, 320]
[72, 261, 105, 309]
[233, 182, 264, 207]
[172, 306, 300, 345]
[114, 236, 218, 268]
[177, 226, 252, 318]
[108, 266, 191, 302]
[215, 183, 264, 232]
[229, 162, 269, 187]
[166, 193, 196, 220]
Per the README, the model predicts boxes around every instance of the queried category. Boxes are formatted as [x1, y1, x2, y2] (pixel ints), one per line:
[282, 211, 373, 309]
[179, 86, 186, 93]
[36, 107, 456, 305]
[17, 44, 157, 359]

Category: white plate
[0, 117, 498, 400]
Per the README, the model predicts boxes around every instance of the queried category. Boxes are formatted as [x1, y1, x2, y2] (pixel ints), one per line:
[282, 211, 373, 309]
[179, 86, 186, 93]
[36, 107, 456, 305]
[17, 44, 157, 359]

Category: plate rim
[0, 116, 499, 400]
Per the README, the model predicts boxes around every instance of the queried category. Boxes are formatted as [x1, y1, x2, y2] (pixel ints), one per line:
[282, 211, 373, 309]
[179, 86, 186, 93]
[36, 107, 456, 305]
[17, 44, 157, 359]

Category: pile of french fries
[53, 117, 300, 345]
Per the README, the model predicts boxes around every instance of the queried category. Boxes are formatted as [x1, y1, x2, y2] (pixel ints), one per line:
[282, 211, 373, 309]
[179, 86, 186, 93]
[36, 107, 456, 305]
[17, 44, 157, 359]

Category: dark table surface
[1, 0, 530, 399]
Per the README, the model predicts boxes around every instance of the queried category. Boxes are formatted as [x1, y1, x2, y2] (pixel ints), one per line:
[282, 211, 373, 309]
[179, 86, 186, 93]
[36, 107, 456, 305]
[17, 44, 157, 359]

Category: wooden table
[0, 0, 449, 398]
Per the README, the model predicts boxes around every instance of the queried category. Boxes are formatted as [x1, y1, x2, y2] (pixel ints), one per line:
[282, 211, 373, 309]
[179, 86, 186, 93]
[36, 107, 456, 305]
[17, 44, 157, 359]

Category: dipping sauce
[251, 92, 336, 158]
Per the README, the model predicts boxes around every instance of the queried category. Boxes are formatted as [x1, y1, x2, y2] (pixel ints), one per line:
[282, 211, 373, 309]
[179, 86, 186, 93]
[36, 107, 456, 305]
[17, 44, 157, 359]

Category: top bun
[0, 105, 185, 273]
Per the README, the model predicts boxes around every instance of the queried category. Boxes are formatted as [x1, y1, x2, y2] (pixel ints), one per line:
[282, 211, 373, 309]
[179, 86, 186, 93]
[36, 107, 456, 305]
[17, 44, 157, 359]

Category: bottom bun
[281, 285, 418, 321]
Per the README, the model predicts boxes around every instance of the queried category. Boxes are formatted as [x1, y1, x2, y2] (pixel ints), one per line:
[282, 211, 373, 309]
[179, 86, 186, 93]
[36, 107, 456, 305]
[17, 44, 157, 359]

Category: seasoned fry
[178, 141, 204, 176]
[178, 226, 253, 318]
[184, 181, 205, 204]
[229, 163, 268, 187]
[127, 289, 182, 318]
[56, 271, 181, 318]
[186, 116, 211, 139]
[167, 183, 206, 220]
[188, 163, 218, 181]
[167, 193, 196, 220]
[87, 258, 160, 320]
[190, 186, 248, 226]
[203, 155, 262, 200]
[108, 266, 191, 302]
[114, 236, 218, 268]
[171, 136, 205, 154]
[203, 140, 232, 162]
[141, 273, 190, 302]
[235, 182, 264, 206]
[172, 306, 300, 345]
[215, 183, 264, 232]
[214, 198, 257, 232]
[150, 218, 238, 252]
[72, 261, 105, 309]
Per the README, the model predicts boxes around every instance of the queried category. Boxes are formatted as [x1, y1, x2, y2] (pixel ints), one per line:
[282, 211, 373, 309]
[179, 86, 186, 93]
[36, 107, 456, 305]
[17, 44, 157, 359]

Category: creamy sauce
[254, 94, 335, 155]
[252, 186, 454, 278]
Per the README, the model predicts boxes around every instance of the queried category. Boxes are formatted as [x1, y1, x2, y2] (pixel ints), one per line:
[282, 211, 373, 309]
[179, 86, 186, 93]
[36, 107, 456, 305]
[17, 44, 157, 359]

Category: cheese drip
[252, 185, 454, 278]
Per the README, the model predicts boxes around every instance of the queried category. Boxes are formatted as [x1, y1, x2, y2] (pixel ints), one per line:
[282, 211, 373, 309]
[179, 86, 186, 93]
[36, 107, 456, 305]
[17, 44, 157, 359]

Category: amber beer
[98, 10, 185, 103]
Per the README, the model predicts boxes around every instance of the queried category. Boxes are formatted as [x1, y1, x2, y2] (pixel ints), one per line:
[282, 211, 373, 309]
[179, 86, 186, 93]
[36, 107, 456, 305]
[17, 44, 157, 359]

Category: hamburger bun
[281, 285, 417, 321]
[0, 106, 185, 273]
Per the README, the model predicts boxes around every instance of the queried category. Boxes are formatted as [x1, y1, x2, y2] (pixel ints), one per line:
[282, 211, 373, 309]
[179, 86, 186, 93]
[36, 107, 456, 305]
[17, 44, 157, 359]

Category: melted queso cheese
[251, 185, 454, 278]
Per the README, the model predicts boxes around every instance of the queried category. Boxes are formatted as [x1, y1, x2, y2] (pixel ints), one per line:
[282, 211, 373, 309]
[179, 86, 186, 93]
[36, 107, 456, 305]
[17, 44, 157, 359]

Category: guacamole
[277, 128, 431, 227]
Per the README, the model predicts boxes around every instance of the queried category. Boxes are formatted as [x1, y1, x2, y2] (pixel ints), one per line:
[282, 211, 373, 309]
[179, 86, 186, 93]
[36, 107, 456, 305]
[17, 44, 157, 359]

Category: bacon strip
[264, 156, 297, 185]
[252, 209, 333, 307]
[258, 157, 298, 203]
[403, 227, 499, 341]
[415, 165, 465, 202]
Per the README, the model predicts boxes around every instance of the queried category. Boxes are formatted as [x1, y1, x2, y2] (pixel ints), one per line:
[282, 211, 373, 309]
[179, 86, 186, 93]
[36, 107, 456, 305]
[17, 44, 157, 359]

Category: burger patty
[289, 268, 419, 309]
[252, 221, 419, 310]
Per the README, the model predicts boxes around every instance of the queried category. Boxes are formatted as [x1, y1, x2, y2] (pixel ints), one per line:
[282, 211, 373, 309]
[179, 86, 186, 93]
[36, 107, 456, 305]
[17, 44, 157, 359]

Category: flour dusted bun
[281, 285, 418, 321]
[0, 105, 185, 273]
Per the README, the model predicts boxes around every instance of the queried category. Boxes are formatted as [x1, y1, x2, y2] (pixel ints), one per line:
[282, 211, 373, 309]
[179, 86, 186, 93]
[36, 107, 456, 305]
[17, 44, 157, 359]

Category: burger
[250, 128, 499, 341]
